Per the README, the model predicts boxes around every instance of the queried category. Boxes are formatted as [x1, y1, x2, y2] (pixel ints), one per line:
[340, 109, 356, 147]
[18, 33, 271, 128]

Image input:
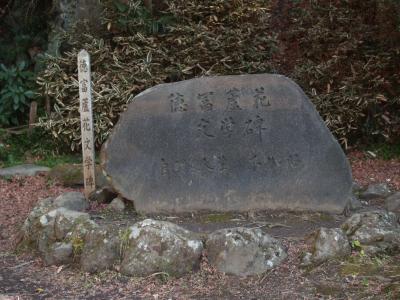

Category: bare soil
[0, 152, 399, 299]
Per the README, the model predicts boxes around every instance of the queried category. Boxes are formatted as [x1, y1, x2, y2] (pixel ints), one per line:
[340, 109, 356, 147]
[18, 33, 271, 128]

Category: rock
[359, 183, 391, 200]
[352, 182, 363, 195]
[342, 210, 400, 255]
[36, 208, 92, 256]
[0, 164, 50, 178]
[302, 228, 351, 266]
[101, 74, 352, 213]
[80, 225, 121, 273]
[89, 187, 117, 203]
[52, 208, 92, 240]
[120, 219, 203, 277]
[43, 242, 73, 266]
[344, 196, 363, 215]
[108, 197, 126, 212]
[54, 192, 88, 212]
[206, 227, 287, 276]
[386, 192, 400, 213]
[48, 163, 108, 187]
[21, 197, 54, 242]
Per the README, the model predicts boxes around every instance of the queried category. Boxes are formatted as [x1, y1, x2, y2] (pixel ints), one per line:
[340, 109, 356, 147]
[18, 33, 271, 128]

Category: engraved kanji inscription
[198, 92, 214, 112]
[160, 158, 169, 177]
[80, 79, 88, 93]
[244, 115, 267, 141]
[220, 117, 236, 137]
[254, 87, 271, 110]
[226, 88, 242, 111]
[83, 137, 92, 150]
[169, 92, 187, 112]
[82, 117, 91, 131]
[197, 118, 216, 138]
[85, 175, 95, 188]
[203, 154, 227, 174]
[81, 98, 89, 112]
[84, 156, 93, 170]
[79, 59, 88, 73]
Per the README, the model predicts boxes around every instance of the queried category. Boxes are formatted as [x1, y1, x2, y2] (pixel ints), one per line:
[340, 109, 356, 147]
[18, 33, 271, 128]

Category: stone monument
[101, 74, 352, 213]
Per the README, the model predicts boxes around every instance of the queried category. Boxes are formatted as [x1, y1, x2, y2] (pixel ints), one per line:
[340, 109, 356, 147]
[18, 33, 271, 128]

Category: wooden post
[77, 49, 96, 198]
[28, 101, 37, 135]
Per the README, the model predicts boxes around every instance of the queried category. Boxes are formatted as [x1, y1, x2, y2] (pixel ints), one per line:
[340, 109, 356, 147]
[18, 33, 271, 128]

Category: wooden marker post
[78, 50, 96, 198]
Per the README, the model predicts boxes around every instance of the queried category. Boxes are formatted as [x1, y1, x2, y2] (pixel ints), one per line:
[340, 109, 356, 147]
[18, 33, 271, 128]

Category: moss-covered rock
[120, 219, 203, 277]
[206, 227, 287, 276]
[342, 210, 400, 255]
[48, 163, 108, 187]
[80, 225, 122, 273]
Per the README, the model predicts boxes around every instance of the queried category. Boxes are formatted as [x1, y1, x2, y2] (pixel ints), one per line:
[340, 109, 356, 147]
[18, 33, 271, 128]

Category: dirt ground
[0, 151, 399, 299]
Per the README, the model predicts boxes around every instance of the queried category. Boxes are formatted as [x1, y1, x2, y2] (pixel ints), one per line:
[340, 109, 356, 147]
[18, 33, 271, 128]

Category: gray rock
[101, 74, 352, 213]
[89, 187, 117, 203]
[345, 196, 363, 213]
[80, 225, 121, 273]
[52, 208, 92, 240]
[359, 183, 391, 200]
[386, 192, 400, 213]
[43, 242, 73, 266]
[48, 163, 108, 187]
[206, 227, 287, 276]
[352, 182, 363, 195]
[108, 197, 126, 212]
[120, 219, 203, 277]
[0, 164, 50, 178]
[342, 210, 400, 255]
[21, 197, 54, 242]
[53, 192, 89, 212]
[302, 228, 351, 266]
[36, 208, 92, 254]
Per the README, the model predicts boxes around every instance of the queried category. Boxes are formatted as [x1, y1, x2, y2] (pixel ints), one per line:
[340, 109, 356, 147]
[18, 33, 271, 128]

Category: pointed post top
[78, 49, 89, 58]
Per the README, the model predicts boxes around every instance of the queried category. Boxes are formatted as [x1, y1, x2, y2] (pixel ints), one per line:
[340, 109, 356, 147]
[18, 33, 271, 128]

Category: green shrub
[0, 62, 37, 126]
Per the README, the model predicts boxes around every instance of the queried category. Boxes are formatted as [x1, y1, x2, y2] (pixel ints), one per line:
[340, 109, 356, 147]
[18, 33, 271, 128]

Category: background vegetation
[1, 0, 399, 155]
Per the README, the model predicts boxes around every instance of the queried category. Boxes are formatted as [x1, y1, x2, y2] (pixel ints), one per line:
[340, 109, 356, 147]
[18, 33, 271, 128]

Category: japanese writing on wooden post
[78, 49, 96, 197]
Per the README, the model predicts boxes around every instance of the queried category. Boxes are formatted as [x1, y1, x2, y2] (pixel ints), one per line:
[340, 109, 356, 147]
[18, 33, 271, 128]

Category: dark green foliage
[0, 128, 79, 168]
[0, 0, 50, 127]
[0, 62, 37, 126]
[104, 0, 174, 34]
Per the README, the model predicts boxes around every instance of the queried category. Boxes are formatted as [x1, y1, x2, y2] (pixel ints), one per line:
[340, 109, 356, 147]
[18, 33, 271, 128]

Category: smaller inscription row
[160, 151, 302, 179]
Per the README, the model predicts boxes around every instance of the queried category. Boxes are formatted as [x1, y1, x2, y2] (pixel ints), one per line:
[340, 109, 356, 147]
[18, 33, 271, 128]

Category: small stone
[359, 183, 391, 200]
[120, 219, 203, 277]
[304, 228, 351, 265]
[54, 192, 89, 212]
[89, 187, 117, 203]
[80, 225, 121, 273]
[43, 242, 73, 266]
[352, 182, 363, 195]
[348, 196, 363, 210]
[108, 197, 126, 212]
[0, 164, 50, 178]
[386, 192, 400, 213]
[342, 210, 400, 255]
[206, 227, 287, 276]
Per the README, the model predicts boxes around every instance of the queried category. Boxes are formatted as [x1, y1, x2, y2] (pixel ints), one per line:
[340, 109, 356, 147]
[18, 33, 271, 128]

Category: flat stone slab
[0, 164, 50, 178]
[101, 74, 352, 213]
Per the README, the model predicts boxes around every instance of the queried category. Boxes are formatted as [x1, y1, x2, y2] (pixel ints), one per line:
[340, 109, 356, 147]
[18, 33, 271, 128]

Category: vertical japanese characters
[78, 50, 96, 197]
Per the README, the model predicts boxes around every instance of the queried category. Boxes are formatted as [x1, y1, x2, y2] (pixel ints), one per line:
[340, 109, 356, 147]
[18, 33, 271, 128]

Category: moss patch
[200, 213, 234, 224]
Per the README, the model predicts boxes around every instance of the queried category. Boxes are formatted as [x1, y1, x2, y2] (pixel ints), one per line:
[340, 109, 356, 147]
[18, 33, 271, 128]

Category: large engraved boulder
[101, 74, 352, 213]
